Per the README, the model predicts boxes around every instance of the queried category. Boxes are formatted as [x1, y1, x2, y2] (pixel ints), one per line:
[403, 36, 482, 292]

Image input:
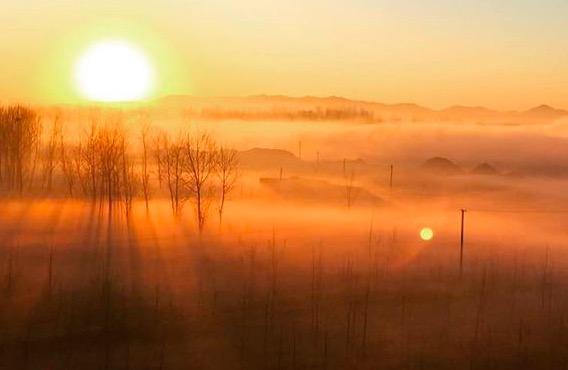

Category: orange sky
[1, 0, 567, 109]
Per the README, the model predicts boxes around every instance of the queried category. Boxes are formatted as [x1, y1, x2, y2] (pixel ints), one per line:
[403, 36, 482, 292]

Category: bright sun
[74, 40, 154, 102]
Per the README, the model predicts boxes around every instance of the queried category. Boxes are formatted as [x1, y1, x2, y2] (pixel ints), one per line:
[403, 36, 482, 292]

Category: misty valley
[0, 98, 567, 369]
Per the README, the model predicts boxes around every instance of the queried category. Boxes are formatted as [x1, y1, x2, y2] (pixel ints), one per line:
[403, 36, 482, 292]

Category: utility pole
[460, 209, 467, 277]
[389, 164, 394, 194]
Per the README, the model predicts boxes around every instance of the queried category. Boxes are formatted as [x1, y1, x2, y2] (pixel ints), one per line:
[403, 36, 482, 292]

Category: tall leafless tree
[160, 133, 186, 216]
[182, 133, 217, 232]
[215, 146, 239, 225]
[153, 133, 166, 190]
[140, 124, 151, 212]
[58, 121, 76, 196]
[42, 113, 62, 192]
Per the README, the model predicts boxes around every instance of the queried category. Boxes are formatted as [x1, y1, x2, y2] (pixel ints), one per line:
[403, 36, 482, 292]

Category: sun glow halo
[74, 40, 154, 102]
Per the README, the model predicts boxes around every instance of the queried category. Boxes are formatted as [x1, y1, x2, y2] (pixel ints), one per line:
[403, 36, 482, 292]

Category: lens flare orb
[420, 227, 434, 241]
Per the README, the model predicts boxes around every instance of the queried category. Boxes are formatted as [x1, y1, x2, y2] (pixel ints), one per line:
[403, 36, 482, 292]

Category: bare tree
[153, 134, 165, 190]
[215, 146, 239, 224]
[120, 134, 137, 213]
[73, 142, 89, 197]
[182, 133, 217, 232]
[140, 124, 151, 212]
[97, 127, 123, 210]
[27, 120, 43, 192]
[42, 113, 62, 192]
[58, 122, 76, 197]
[81, 122, 100, 200]
[161, 133, 186, 215]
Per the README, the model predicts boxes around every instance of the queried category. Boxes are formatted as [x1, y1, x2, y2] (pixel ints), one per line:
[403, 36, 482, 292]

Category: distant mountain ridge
[524, 104, 568, 119]
[155, 95, 568, 124]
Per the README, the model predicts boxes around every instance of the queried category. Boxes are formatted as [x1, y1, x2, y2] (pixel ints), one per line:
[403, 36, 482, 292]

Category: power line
[463, 208, 568, 214]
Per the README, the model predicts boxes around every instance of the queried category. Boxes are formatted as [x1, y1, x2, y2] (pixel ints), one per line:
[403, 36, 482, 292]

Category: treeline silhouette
[0, 105, 238, 230]
[0, 106, 42, 193]
[189, 107, 378, 122]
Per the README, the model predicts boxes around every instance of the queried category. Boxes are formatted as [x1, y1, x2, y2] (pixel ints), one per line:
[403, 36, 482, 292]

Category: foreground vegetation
[0, 199, 566, 370]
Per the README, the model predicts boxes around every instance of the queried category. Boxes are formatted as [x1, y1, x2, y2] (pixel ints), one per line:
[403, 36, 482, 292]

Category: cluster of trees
[0, 106, 239, 231]
[154, 132, 238, 231]
[198, 107, 377, 122]
[0, 106, 41, 193]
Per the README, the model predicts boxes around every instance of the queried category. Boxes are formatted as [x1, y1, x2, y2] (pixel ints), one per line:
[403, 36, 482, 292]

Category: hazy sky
[2, 0, 567, 109]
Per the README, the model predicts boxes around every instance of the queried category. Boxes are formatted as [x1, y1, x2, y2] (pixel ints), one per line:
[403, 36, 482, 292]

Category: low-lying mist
[1, 100, 567, 369]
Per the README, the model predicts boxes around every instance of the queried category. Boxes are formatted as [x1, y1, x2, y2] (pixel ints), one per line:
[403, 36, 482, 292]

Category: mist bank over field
[3, 100, 568, 369]
[154, 95, 568, 125]
[17, 95, 568, 179]
[36, 94, 568, 125]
